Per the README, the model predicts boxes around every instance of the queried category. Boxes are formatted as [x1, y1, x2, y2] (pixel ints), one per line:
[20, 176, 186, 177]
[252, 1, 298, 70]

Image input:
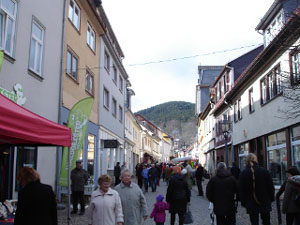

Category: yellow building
[61, 0, 105, 184]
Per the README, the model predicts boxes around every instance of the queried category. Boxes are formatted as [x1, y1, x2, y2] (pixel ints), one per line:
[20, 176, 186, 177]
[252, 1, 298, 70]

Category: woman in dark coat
[206, 162, 238, 225]
[166, 166, 190, 225]
[14, 167, 57, 225]
[239, 153, 275, 225]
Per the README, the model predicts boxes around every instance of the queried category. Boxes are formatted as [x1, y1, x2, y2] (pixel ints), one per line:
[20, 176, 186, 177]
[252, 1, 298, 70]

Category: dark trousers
[286, 213, 300, 225]
[171, 212, 184, 225]
[216, 214, 236, 225]
[196, 179, 203, 196]
[72, 191, 85, 212]
[249, 213, 270, 225]
[138, 177, 143, 189]
[115, 176, 120, 186]
[144, 178, 149, 191]
[149, 178, 156, 191]
[156, 223, 164, 225]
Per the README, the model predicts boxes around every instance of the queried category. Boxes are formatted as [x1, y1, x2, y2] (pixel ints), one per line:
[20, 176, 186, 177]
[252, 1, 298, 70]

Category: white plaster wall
[232, 38, 300, 145]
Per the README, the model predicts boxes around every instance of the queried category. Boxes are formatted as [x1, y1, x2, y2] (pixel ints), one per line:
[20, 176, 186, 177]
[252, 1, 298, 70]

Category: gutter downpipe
[56, 0, 67, 209]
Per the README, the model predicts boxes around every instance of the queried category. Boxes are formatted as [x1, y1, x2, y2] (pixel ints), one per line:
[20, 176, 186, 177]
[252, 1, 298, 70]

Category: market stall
[0, 94, 72, 223]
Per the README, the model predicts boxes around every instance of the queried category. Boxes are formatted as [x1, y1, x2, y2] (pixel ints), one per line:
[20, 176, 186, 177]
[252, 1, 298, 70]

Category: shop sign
[0, 83, 27, 106]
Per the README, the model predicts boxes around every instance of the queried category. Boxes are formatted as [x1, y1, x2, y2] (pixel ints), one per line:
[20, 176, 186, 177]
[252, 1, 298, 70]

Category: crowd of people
[12, 153, 300, 225]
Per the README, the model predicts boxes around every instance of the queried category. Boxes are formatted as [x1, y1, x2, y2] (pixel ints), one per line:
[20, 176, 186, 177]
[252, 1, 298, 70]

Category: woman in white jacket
[87, 174, 124, 225]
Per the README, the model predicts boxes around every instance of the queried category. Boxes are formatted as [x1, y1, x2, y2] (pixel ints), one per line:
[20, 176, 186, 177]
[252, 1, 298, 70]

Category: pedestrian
[142, 165, 150, 192]
[87, 174, 123, 225]
[282, 167, 300, 225]
[137, 163, 144, 189]
[150, 194, 169, 225]
[164, 165, 172, 185]
[71, 160, 89, 215]
[115, 168, 148, 225]
[149, 164, 158, 192]
[114, 162, 121, 186]
[121, 162, 127, 171]
[195, 163, 204, 196]
[230, 162, 240, 180]
[276, 166, 300, 225]
[162, 163, 166, 182]
[166, 166, 190, 225]
[239, 153, 275, 225]
[14, 167, 57, 225]
[156, 164, 162, 186]
[206, 162, 239, 225]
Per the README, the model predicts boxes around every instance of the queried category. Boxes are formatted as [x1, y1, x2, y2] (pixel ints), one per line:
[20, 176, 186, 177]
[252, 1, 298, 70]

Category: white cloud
[102, 0, 274, 112]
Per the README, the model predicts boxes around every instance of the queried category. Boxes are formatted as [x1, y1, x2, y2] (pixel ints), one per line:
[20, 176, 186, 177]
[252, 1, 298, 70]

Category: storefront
[291, 124, 300, 172]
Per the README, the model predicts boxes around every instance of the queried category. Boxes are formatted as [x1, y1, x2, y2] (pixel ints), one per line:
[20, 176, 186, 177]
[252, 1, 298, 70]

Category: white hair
[120, 168, 131, 178]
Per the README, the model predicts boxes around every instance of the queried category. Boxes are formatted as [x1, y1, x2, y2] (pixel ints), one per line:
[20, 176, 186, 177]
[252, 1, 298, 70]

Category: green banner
[59, 97, 94, 186]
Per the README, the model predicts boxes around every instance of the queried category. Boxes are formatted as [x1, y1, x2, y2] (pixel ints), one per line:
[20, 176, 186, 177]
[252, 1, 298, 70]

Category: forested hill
[136, 101, 197, 145]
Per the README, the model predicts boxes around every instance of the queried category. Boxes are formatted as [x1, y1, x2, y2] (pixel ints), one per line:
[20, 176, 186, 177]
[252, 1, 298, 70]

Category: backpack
[294, 185, 300, 207]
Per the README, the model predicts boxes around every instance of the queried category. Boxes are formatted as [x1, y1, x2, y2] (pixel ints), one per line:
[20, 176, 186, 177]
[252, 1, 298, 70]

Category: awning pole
[67, 147, 71, 225]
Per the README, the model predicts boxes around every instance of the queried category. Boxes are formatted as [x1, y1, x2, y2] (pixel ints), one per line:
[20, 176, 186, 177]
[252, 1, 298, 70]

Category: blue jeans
[144, 178, 149, 191]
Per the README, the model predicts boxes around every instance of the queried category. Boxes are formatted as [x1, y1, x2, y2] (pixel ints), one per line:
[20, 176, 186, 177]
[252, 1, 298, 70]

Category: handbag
[183, 205, 193, 224]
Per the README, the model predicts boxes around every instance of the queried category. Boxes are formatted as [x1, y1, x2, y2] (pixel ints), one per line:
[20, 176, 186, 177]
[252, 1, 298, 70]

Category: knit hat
[286, 166, 300, 176]
[156, 194, 164, 202]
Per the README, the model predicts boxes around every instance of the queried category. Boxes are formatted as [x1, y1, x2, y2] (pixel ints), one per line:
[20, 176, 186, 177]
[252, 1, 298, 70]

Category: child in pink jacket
[150, 194, 169, 225]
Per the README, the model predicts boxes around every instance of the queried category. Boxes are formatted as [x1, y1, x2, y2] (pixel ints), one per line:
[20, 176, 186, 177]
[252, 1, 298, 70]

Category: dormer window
[265, 9, 284, 46]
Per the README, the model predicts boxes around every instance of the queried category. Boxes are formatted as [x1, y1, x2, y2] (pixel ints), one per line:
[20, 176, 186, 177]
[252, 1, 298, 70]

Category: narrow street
[58, 179, 286, 225]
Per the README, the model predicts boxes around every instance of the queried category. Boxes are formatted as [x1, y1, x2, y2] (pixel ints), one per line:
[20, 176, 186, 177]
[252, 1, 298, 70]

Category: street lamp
[221, 119, 231, 166]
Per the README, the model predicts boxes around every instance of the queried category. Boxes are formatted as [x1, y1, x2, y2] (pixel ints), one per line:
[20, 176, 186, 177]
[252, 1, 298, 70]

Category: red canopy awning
[0, 94, 71, 147]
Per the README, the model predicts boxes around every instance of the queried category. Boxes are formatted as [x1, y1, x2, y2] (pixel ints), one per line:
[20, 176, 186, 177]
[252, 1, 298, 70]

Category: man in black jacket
[148, 164, 158, 192]
[206, 162, 238, 225]
[239, 153, 274, 225]
[195, 163, 204, 196]
[71, 160, 88, 215]
[114, 162, 121, 186]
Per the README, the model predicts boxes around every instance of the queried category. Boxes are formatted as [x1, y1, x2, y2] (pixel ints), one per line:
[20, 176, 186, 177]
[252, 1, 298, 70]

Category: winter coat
[282, 175, 300, 214]
[206, 168, 238, 216]
[114, 165, 121, 177]
[230, 166, 240, 180]
[14, 181, 57, 225]
[150, 201, 169, 223]
[148, 167, 158, 180]
[166, 173, 190, 214]
[239, 163, 275, 214]
[164, 167, 172, 180]
[142, 168, 150, 179]
[195, 166, 204, 180]
[87, 188, 123, 225]
[71, 167, 88, 192]
[115, 182, 148, 225]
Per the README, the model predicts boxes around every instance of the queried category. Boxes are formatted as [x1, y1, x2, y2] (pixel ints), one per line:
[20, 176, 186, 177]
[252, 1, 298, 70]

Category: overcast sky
[101, 0, 275, 112]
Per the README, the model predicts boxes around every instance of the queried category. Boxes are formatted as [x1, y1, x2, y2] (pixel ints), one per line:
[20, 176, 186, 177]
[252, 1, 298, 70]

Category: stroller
[208, 202, 216, 225]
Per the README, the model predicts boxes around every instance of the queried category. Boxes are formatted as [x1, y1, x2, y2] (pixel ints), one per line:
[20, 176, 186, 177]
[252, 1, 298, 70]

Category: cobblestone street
[58, 179, 286, 225]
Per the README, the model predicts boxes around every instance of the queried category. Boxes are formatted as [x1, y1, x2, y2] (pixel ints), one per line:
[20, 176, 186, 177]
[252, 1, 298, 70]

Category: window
[112, 65, 117, 83]
[86, 23, 95, 51]
[291, 125, 300, 172]
[249, 88, 254, 113]
[68, 0, 80, 30]
[85, 69, 94, 95]
[119, 105, 123, 123]
[267, 72, 274, 99]
[112, 98, 117, 117]
[104, 50, 110, 71]
[119, 75, 123, 92]
[261, 78, 267, 104]
[66, 49, 78, 80]
[0, 0, 17, 56]
[238, 99, 242, 120]
[103, 88, 109, 109]
[275, 66, 282, 94]
[234, 99, 242, 121]
[29, 20, 44, 75]
[218, 81, 222, 99]
[290, 48, 300, 85]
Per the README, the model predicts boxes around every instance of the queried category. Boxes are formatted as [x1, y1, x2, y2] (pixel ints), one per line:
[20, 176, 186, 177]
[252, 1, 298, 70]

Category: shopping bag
[183, 205, 193, 224]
